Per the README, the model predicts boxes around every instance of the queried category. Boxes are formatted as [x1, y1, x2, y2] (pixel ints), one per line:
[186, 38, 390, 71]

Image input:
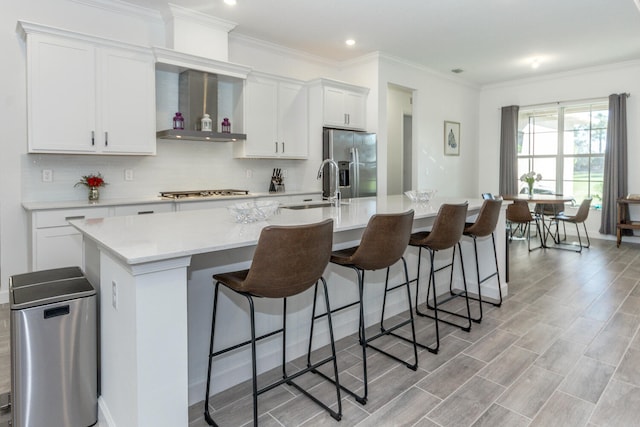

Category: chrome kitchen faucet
[317, 159, 341, 207]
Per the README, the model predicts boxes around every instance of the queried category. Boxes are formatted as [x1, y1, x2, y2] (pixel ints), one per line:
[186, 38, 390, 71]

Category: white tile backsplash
[22, 141, 319, 202]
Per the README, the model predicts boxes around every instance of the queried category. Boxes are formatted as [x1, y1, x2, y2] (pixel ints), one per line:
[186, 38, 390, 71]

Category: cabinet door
[100, 48, 156, 154]
[344, 91, 366, 129]
[27, 34, 97, 153]
[243, 77, 279, 157]
[278, 81, 308, 158]
[34, 226, 83, 270]
[323, 86, 347, 128]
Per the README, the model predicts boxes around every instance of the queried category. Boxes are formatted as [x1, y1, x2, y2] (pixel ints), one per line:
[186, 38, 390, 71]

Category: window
[517, 101, 608, 203]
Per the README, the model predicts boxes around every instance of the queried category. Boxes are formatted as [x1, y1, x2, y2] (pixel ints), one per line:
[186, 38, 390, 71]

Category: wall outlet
[124, 169, 134, 181]
[41, 169, 53, 182]
[111, 280, 118, 310]
[245, 169, 253, 178]
[281, 169, 288, 178]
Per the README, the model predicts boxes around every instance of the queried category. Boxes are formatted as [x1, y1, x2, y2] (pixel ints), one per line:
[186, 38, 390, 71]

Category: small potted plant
[75, 173, 108, 202]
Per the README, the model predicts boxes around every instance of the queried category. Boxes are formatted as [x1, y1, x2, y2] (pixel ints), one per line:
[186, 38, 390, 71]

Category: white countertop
[21, 190, 320, 211]
[69, 195, 481, 265]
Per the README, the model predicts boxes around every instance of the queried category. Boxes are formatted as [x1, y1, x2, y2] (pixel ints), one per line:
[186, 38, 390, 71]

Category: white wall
[378, 55, 481, 199]
[478, 61, 640, 242]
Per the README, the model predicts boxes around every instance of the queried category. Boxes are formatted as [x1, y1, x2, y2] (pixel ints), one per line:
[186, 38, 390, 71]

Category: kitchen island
[69, 195, 506, 427]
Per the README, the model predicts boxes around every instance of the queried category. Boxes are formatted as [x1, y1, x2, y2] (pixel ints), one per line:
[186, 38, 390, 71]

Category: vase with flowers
[520, 171, 542, 196]
[75, 173, 108, 202]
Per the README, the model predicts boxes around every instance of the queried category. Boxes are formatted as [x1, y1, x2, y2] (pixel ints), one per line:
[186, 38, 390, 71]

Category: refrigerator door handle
[354, 147, 360, 198]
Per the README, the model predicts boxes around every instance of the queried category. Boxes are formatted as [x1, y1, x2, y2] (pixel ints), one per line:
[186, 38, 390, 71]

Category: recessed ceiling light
[224, 0, 237, 6]
[531, 58, 540, 69]
[345, 39, 356, 46]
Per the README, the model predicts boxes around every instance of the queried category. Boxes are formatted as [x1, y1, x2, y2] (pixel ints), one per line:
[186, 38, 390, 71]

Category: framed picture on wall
[444, 121, 460, 156]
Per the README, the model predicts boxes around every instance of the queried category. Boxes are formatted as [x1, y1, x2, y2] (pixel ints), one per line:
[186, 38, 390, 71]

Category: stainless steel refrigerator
[322, 127, 377, 199]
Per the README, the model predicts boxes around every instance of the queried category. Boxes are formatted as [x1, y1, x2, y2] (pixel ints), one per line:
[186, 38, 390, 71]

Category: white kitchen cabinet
[235, 73, 308, 159]
[20, 22, 156, 155]
[311, 78, 369, 130]
[29, 207, 110, 270]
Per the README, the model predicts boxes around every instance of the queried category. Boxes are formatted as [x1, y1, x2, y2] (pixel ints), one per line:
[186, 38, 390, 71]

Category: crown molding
[229, 32, 337, 68]
[481, 58, 640, 91]
[69, 0, 161, 20]
[377, 51, 481, 90]
[163, 3, 237, 32]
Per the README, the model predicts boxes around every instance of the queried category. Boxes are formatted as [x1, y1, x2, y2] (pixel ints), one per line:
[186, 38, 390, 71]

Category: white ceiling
[125, 0, 640, 85]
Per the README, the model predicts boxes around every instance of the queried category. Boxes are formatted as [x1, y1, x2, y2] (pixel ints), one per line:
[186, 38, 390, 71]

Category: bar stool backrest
[347, 210, 415, 271]
[465, 199, 503, 237]
[243, 219, 334, 298]
[506, 200, 534, 223]
[416, 203, 468, 251]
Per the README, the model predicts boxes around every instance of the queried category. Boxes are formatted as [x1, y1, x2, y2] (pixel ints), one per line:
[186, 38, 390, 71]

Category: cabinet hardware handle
[105, 131, 108, 146]
[282, 142, 285, 153]
[137, 211, 154, 215]
[346, 113, 350, 125]
[91, 131, 95, 146]
[65, 215, 85, 221]
[275, 142, 278, 153]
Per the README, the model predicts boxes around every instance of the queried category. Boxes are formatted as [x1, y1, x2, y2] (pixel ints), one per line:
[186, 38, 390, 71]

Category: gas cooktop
[159, 189, 250, 199]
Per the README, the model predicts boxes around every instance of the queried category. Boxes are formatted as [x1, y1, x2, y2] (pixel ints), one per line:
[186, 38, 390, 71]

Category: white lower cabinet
[30, 207, 110, 270]
[34, 226, 84, 271]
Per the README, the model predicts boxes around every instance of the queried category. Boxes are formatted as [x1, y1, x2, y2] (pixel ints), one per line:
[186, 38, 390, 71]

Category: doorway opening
[387, 84, 414, 195]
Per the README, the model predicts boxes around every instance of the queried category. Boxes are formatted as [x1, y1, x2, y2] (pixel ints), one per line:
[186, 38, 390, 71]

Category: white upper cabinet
[99, 48, 155, 154]
[312, 78, 369, 130]
[20, 22, 156, 155]
[235, 73, 308, 159]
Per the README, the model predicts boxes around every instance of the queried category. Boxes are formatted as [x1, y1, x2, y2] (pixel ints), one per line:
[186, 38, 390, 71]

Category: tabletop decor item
[75, 173, 108, 201]
[172, 112, 184, 130]
[227, 200, 279, 223]
[520, 171, 542, 196]
[221, 118, 231, 133]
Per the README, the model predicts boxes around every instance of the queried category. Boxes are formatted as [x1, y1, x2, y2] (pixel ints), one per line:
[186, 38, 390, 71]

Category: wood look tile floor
[1, 238, 639, 426]
[191, 239, 640, 427]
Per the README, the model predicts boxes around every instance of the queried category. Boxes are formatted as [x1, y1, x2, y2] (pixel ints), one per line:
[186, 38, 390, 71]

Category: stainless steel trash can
[10, 267, 97, 427]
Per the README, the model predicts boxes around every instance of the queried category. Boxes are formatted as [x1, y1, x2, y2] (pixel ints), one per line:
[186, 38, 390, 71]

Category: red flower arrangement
[75, 173, 108, 188]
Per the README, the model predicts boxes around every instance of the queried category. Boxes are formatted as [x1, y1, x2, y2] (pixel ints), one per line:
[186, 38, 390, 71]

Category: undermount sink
[282, 202, 344, 210]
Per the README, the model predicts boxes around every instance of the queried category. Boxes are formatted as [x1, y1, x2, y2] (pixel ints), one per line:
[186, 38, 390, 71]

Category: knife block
[269, 180, 285, 193]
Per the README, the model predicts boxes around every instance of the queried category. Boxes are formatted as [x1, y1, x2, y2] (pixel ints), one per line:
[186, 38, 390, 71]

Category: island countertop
[69, 195, 480, 265]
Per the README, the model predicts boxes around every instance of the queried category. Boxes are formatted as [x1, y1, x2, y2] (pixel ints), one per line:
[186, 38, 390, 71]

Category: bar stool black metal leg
[414, 248, 440, 354]
[204, 282, 221, 426]
[378, 258, 419, 370]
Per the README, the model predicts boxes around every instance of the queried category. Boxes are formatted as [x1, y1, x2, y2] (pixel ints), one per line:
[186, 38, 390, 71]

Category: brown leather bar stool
[310, 210, 417, 405]
[452, 199, 503, 323]
[204, 219, 341, 426]
[409, 202, 470, 354]
[506, 200, 543, 251]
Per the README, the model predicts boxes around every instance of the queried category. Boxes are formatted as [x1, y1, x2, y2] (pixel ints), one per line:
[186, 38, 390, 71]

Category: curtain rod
[514, 93, 630, 110]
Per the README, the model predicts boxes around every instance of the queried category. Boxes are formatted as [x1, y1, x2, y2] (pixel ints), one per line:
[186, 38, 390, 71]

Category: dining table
[501, 194, 574, 248]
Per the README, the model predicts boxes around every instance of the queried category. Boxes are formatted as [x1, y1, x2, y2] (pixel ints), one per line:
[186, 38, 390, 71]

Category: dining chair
[549, 198, 592, 252]
[506, 200, 543, 251]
